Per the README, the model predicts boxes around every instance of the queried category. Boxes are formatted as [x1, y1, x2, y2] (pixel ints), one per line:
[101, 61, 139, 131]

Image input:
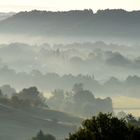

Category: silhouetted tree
[32, 130, 56, 140]
[18, 87, 47, 107]
[10, 87, 48, 108]
[66, 113, 140, 140]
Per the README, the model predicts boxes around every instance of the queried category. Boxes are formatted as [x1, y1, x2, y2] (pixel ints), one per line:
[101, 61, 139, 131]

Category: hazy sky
[0, 0, 139, 12]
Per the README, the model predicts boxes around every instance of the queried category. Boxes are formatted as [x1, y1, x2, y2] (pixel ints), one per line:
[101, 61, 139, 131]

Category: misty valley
[0, 9, 140, 140]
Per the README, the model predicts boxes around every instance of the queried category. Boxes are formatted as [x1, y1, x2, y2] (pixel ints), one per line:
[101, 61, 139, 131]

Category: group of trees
[0, 83, 113, 118]
[66, 113, 140, 140]
[47, 83, 113, 117]
[0, 86, 47, 108]
[0, 41, 140, 98]
[1, 64, 140, 97]
[13, 87, 47, 107]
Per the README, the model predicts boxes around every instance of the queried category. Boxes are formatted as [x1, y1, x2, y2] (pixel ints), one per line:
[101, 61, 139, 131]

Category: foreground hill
[0, 9, 140, 39]
[0, 103, 82, 140]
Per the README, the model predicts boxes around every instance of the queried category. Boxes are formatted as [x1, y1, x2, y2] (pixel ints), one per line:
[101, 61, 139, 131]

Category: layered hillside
[0, 9, 140, 39]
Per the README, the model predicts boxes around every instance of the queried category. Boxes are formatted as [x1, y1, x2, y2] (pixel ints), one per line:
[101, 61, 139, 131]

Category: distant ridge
[0, 9, 140, 39]
[0, 12, 15, 20]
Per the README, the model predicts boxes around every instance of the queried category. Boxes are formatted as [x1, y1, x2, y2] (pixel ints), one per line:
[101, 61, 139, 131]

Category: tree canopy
[66, 113, 140, 140]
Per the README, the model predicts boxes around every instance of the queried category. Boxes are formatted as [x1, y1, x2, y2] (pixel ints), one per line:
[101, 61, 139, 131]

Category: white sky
[0, 0, 140, 12]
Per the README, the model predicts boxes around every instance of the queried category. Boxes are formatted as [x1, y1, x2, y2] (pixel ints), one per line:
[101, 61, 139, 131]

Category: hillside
[0, 103, 82, 140]
[0, 9, 140, 39]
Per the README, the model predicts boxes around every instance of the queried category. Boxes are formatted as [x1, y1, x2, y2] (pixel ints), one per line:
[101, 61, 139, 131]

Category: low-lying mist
[0, 41, 139, 114]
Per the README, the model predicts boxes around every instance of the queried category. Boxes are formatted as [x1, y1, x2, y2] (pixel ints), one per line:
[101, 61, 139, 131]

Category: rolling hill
[0, 103, 82, 140]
